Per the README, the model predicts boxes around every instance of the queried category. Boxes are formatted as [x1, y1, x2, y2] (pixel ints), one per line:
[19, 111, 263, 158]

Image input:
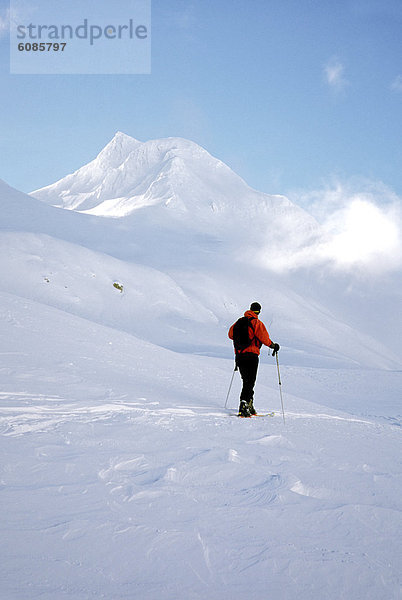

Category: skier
[228, 302, 280, 417]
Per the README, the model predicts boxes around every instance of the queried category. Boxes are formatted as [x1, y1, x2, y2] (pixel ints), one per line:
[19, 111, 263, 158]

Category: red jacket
[228, 310, 273, 355]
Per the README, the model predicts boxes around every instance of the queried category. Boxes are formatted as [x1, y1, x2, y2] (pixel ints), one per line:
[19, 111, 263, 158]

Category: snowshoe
[238, 400, 251, 418]
[247, 399, 257, 416]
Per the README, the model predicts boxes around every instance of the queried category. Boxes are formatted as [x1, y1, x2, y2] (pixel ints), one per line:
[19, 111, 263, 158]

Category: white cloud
[4, 1, 39, 36]
[324, 57, 349, 93]
[260, 180, 402, 275]
[318, 196, 401, 269]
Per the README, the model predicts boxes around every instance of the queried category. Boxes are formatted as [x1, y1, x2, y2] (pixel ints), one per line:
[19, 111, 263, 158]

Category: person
[228, 302, 280, 417]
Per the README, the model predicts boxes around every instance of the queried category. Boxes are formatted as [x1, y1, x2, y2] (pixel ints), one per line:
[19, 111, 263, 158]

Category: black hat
[250, 302, 261, 313]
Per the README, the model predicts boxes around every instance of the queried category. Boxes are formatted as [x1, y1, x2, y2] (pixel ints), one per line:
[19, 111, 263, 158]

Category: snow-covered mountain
[1, 134, 401, 600]
[31, 132, 319, 264]
[0, 133, 399, 368]
[31, 132, 293, 218]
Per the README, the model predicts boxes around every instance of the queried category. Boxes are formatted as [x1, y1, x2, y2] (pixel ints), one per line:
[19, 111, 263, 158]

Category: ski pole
[224, 363, 237, 408]
[274, 352, 285, 424]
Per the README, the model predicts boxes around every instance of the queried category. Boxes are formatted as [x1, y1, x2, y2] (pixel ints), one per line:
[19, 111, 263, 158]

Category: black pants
[236, 353, 259, 402]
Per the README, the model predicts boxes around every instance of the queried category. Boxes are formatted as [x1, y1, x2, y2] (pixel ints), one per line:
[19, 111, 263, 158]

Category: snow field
[1, 132, 401, 599]
[0, 294, 401, 600]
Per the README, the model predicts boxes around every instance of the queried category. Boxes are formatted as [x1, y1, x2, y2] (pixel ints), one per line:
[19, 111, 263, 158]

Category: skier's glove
[270, 342, 280, 356]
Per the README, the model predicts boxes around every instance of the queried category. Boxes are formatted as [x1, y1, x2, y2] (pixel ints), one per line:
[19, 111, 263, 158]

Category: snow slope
[0, 144, 398, 370]
[29, 133, 402, 365]
[0, 292, 401, 600]
[0, 132, 401, 599]
[0, 224, 398, 369]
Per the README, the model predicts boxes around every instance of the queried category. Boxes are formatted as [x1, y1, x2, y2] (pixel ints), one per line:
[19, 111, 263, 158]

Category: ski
[253, 412, 275, 417]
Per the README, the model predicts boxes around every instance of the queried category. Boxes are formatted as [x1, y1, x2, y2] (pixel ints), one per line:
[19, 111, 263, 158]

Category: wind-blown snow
[1, 132, 401, 599]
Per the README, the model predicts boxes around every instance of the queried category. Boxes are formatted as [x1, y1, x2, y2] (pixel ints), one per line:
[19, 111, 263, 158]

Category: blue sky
[0, 0, 401, 197]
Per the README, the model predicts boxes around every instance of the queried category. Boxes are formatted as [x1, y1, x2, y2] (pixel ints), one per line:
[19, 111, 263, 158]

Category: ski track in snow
[1, 385, 401, 600]
[0, 390, 382, 437]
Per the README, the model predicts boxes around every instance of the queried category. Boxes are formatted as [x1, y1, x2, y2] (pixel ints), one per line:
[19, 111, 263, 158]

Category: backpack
[232, 316, 255, 352]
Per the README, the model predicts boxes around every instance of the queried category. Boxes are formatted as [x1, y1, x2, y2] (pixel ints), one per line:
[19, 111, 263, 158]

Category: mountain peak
[114, 130, 138, 141]
[30, 132, 295, 221]
[96, 131, 142, 168]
